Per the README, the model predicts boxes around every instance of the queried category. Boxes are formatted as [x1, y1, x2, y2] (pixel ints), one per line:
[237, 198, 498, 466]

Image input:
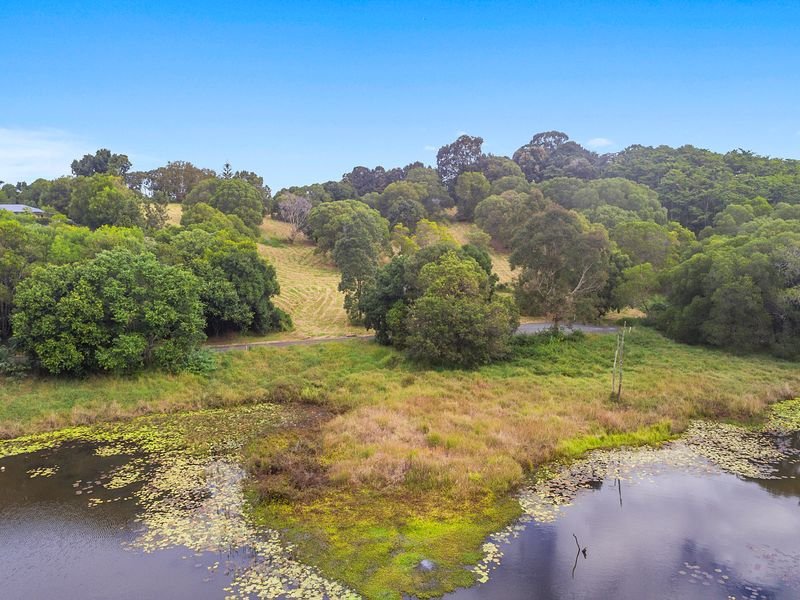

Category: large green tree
[511, 205, 611, 323]
[404, 251, 518, 367]
[158, 228, 289, 335]
[68, 174, 144, 229]
[436, 135, 484, 187]
[12, 248, 204, 374]
[71, 149, 132, 177]
[184, 177, 265, 232]
[306, 200, 390, 322]
[453, 171, 490, 220]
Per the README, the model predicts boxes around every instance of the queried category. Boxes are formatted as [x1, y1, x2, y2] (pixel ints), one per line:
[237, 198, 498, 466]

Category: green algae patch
[251, 489, 521, 600]
[0, 403, 289, 460]
[555, 421, 674, 459]
[767, 397, 800, 433]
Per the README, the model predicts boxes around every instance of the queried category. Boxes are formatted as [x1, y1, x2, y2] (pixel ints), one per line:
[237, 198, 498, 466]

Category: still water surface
[0, 442, 249, 599]
[447, 432, 800, 600]
[1, 433, 798, 599]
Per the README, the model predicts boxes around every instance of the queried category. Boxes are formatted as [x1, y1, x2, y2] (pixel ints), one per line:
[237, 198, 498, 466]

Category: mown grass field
[167, 203, 363, 339]
[2, 328, 799, 597]
[257, 218, 365, 338]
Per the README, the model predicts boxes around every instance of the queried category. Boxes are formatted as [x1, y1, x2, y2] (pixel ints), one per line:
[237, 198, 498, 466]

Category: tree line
[2, 131, 799, 374]
[1, 150, 288, 374]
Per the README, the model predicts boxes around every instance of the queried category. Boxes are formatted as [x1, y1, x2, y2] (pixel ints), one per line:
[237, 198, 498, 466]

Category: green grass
[2, 327, 799, 597]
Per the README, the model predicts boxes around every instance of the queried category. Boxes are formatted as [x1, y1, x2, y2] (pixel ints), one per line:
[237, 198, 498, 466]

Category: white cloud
[0, 128, 90, 183]
[586, 137, 614, 148]
[423, 145, 437, 152]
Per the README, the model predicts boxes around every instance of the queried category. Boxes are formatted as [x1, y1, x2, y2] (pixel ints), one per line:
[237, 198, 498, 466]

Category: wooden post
[611, 332, 620, 395]
[616, 322, 627, 402]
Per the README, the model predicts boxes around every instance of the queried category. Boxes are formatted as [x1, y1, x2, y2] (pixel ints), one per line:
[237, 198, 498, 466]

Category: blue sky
[1, 1, 799, 189]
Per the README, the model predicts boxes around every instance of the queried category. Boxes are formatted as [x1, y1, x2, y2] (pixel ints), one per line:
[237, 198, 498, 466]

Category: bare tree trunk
[616, 323, 626, 401]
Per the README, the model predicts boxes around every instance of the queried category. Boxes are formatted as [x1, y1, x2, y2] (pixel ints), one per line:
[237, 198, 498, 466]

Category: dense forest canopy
[2, 130, 799, 373]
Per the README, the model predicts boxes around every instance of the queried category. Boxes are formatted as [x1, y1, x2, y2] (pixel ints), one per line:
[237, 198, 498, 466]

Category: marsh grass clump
[245, 421, 330, 502]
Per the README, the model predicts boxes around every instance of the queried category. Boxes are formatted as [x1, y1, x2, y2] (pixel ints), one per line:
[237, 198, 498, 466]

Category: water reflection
[2, 429, 799, 600]
[0, 443, 243, 600]
[447, 433, 800, 600]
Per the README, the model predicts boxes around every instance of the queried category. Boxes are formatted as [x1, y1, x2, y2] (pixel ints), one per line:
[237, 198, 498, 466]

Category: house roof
[0, 204, 45, 214]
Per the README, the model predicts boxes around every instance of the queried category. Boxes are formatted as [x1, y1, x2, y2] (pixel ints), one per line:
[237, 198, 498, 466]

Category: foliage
[12, 248, 205, 374]
[476, 154, 525, 181]
[512, 131, 598, 182]
[474, 188, 547, 247]
[11, 177, 73, 212]
[179, 202, 255, 239]
[654, 220, 800, 357]
[68, 174, 144, 229]
[341, 163, 415, 196]
[71, 148, 132, 177]
[511, 205, 611, 322]
[127, 160, 215, 202]
[157, 227, 289, 335]
[0, 213, 51, 339]
[453, 171, 490, 220]
[436, 134, 484, 187]
[361, 243, 506, 365]
[377, 181, 428, 230]
[611, 220, 688, 268]
[405, 251, 518, 367]
[183, 177, 264, 232]
[306, 200, 390, 322]
[306, 200, 389, 254]
[539, 176, 667, 226]
[405, 166, 454, 215]
[603, 144, 800, 231]
[613, 262, 659, 311]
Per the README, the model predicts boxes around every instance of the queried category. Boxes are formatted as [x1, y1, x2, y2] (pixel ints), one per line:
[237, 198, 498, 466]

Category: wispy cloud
[423, 145, 437, 152]
[586, 137, 614, 148]
[0, 128, 90, 183]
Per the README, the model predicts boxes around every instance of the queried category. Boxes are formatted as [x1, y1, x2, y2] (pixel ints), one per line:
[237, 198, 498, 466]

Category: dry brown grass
[165, 206, 361, 340]
[258, 218, 365, 339]
[166, 202, 183, 225]
[446, 221, 516, 284]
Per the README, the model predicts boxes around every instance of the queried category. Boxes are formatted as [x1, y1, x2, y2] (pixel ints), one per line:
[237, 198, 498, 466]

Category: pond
[0, 405, 357, 600]
[0, 441, 248, 599]
[1, 409, 798, 600]
[447, 428, 800, 600]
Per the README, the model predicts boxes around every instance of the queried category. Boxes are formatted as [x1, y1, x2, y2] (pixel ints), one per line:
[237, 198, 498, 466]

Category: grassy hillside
[258, 218, 364, 338]
[446, 221, 515, 284]
[167, 204, 363, 339]
[167, 205, 515, 339]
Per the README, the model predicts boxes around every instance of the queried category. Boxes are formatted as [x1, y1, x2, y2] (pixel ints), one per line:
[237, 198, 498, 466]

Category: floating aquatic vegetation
[105, 458, 148, 490]
[94, 443, 136, 457]
[684, 421, 785, 479]
[124, 453, 361, 598]
[676, 562, 739, 591]
[473, 398, 800, 586]
[1, 402, 358, 599]
[27, 465, 58, 478]
[765, 397, 800, 433]
[0, 426, 94, 459]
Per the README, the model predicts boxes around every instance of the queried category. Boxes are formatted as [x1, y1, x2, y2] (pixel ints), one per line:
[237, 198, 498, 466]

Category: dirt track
[206, 323, 618, 353]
